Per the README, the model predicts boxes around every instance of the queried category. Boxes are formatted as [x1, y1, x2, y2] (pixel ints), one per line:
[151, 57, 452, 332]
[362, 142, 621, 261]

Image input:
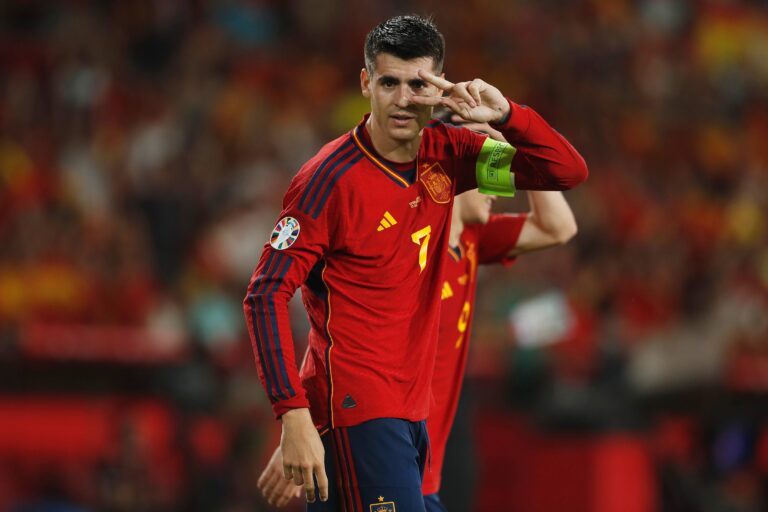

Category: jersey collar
[351, 116, 417, 188]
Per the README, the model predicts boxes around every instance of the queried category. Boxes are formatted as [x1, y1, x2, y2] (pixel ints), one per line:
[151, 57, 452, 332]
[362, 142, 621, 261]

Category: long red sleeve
[496, 99, 588, 190]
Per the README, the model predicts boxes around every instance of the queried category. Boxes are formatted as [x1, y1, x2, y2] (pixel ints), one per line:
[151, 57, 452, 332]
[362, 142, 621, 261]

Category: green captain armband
[475, 137, 517, 197]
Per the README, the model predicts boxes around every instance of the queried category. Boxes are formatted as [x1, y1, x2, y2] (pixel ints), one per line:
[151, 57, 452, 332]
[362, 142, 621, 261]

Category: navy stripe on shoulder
[301, 145, 359, 216]
[298, 138, 354, 212]
[311, 153, 363, 219]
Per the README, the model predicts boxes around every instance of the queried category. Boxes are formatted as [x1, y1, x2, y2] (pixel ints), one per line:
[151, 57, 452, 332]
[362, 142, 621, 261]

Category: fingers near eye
[410, 95, 444, 106]
[468, 81, 482, 105]
[440, 97, 463, 115]
[453, 83, 477, 108]
[417, 69, 454, 90]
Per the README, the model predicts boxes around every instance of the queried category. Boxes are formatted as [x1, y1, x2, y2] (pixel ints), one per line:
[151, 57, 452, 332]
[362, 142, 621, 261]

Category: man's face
[360, 53, 442, 145]
[458, 189, 496, 224]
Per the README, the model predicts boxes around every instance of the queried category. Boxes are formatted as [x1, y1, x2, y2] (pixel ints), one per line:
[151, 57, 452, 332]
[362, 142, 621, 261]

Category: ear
[360, 67, 371, 98]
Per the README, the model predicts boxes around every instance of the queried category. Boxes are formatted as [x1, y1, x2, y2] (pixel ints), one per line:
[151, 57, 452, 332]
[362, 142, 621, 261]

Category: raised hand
[258, 446, 302, 507]
[412, 69, 510, 124]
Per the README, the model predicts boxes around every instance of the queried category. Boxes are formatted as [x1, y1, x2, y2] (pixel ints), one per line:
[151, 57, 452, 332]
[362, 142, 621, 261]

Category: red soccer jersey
[421, 214, 527, 495]
[243, 101, 586, 430]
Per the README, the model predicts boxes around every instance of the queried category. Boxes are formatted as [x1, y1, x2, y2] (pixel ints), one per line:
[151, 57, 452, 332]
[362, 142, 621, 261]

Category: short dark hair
[364, 15, 445, 74]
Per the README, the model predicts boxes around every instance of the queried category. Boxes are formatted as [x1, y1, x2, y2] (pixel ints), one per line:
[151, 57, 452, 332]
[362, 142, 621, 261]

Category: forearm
[511, 191, 577, 255]
[527, 191, 577, 242]
[493, 99, 588, 190]
[243, 253, 309, 418]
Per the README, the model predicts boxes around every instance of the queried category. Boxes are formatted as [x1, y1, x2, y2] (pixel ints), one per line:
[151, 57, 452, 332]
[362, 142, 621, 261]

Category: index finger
[418, 69, 453, 91]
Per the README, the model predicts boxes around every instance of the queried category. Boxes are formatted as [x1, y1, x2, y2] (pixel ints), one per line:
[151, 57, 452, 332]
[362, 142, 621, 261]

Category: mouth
[390, 113, 417, 127]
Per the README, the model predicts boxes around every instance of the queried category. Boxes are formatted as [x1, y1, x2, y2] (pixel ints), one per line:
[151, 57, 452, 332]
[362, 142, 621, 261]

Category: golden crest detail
[370, 502, 396, 512]
[418, 162, 452, 204]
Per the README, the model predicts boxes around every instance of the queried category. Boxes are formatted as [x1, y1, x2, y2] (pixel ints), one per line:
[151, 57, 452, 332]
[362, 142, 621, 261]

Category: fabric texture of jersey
[421, 213, 527, 495]
[243, 100, 587, 431]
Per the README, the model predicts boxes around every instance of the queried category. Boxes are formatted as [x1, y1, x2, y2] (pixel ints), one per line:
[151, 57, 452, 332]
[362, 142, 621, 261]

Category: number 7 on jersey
[411, 225, 432, 273]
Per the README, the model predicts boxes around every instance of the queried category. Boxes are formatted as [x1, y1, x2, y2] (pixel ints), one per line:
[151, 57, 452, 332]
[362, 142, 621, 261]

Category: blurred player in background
[421, 122, 577, 512]
[256, 122, 578, 510]
[243, 14, 587, 511]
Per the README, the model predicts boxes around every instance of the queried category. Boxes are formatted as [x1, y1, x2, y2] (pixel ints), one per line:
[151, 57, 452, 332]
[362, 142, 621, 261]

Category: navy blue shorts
[308, 418, 429, 512]
[423, 493, 447, 512]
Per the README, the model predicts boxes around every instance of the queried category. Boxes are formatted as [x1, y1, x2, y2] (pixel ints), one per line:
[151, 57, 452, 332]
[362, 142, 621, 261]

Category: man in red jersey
[255, 124, 578, 511]
[243, 14, 587, 510]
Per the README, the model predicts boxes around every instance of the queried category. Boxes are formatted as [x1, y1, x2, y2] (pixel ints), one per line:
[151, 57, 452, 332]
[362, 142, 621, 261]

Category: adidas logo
[341, 394, 357, 409]
[377, 211, 398, 231]
[441, 281, 454, 300]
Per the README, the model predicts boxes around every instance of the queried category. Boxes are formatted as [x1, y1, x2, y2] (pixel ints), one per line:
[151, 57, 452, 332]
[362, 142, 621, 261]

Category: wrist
[280, 407, 311, 425]
[491, 102, 511, 127]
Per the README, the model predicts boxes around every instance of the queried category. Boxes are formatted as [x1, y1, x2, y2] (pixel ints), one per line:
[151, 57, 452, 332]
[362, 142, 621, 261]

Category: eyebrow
[378, 76, 428, 88]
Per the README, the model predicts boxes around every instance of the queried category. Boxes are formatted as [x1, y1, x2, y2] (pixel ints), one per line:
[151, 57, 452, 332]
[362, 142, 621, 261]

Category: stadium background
[1, 0, 767, 510]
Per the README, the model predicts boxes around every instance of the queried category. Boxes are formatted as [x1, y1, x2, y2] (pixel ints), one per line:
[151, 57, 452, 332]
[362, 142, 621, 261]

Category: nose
[395, 84, 412, 108]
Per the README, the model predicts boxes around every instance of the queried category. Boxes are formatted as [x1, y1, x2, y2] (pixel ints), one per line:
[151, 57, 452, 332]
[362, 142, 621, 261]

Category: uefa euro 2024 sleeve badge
[270, 216, 300, 250]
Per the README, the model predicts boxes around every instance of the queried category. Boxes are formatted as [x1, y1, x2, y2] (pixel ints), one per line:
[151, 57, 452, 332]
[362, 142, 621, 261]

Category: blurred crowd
[1, 0, 767, 510]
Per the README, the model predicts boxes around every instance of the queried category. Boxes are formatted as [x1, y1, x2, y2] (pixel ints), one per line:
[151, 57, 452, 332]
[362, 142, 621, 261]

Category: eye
[381, 78, 397, 88]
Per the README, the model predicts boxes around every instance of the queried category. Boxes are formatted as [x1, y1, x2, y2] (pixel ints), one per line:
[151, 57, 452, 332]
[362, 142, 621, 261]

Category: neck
[366, 116, 420, 162]
[449, 205, 464, 247]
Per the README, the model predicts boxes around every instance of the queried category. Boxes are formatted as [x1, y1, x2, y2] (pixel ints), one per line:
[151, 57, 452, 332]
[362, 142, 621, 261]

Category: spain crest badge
[418, 162, 452, 204]
[369, 501, 396, 512]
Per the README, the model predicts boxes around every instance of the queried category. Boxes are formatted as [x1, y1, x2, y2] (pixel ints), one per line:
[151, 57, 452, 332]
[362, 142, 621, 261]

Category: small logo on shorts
[370, 496, 396, 512]
[341, 394, 357, 409]
[270, 217, 300, 250]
